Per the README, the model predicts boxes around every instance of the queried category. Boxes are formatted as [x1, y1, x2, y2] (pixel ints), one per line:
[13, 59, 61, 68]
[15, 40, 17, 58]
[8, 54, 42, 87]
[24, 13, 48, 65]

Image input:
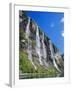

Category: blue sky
[26, 11, 64, 54]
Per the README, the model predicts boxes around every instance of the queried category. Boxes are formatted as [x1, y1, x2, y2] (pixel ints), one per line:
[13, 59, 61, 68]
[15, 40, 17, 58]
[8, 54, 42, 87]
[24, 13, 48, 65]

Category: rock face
[19, 11, 64, 78]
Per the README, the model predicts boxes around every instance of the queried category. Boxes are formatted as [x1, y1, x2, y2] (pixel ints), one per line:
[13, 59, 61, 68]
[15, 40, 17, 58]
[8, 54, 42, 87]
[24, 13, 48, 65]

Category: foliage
[19, 29, 25, 40]
[32, 39, 36, 46]
[19, 51, 36, 73]
[19, 11, 63, 79]
[19, 51, 59, 79]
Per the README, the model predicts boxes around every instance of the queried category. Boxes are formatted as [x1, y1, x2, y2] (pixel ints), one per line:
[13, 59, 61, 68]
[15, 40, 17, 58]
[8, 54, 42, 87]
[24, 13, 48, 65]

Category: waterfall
[27, 39, 32, 61]
[41, 32, 48, 67]
[25, 17, 32, 60]
[26, 17, 30, 39]
[36, 25, 43, 65]
[42, 32, 47, 59]
[49, 40, 61, 72]
[26, 17, 37, 69]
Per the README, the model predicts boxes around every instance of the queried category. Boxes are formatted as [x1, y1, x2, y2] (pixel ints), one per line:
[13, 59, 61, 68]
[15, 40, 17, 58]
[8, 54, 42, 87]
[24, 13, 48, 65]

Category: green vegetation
[19, 51, 59, 79]
[19, 11, 63, 79]
[19, 51, 36, 73]
[19, 29, 28, 44]
[19, 29, 25, 40]
[31, 39, 36, 46]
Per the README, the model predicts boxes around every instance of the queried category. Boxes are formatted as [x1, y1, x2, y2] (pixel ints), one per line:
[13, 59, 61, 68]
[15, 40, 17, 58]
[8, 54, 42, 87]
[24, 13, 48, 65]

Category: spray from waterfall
[49, 40, 61, 72]
[36, 25, 43, 65]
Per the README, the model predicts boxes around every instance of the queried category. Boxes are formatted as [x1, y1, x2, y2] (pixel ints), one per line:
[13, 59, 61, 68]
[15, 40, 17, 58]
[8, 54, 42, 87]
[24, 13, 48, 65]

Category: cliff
[19, 10, 64, 79]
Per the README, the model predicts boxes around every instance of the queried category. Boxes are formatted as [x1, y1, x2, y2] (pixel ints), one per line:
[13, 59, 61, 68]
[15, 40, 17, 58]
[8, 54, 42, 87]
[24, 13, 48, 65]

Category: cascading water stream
[36, 25, 43, 65]
[41, 32, 48, 67]
[26, 17, 37, 69]
[25, 17, 32, 60]
[49, 40, 61, 72]
[42, 32, 47, 59]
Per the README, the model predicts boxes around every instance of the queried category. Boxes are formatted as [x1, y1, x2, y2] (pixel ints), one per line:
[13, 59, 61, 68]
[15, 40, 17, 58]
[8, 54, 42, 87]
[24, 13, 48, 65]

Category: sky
[26, 11, 64, 54]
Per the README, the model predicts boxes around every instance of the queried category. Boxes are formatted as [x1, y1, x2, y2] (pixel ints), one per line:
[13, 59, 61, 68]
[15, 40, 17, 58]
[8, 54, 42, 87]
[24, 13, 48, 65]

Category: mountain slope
[19, 10, 64, 79]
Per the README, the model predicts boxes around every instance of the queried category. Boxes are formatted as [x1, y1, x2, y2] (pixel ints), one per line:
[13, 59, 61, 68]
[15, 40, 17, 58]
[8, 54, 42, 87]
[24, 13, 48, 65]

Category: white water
[42, 32, 47, 59]
[49, 40, 61, 72]
[26, 17, 32, 60]
[26, 17, 37, 69]
[27, 39, 32, 61]
[36, 26, 43, 65]
[41, 32, 48, 67]
[26, 17, 30, 39]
